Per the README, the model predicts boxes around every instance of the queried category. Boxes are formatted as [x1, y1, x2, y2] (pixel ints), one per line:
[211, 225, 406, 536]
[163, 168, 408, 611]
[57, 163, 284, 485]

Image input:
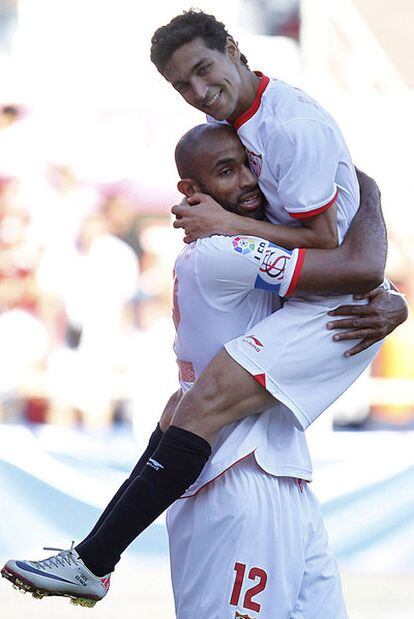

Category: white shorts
[225, 296, 382, 430]
[167, 455, 348, 619]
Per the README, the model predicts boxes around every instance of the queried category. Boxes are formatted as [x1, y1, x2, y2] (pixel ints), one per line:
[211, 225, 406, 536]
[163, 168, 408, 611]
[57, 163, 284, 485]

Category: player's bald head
[175, 123, 238, 181]
[175, 122, 264, 219]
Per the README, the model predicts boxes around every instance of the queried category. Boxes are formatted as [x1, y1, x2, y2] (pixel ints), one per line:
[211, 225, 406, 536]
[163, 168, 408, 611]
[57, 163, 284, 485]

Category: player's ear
[177, 179, 199, 197]
[226, 36, 241, 62]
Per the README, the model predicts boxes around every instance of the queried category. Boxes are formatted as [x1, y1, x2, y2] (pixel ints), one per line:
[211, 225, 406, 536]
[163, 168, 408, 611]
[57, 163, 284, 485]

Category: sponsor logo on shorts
[242, 335, 263, 353]
[233, 236, 257, 255]
[235, 612, 255, 619]
[246, 149, 262, 178]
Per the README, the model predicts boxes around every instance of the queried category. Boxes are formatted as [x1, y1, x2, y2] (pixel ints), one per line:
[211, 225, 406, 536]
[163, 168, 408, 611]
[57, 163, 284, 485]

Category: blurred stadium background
[0, 0, 413, 617]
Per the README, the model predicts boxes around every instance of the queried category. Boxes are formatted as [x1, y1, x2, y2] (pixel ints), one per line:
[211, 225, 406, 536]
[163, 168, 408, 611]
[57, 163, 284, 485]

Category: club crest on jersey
[234, 612, 256, 619]
[254, 245, 293, 292]
[246, 149, 262, 178]
[232, 236, 256, 255]
[260, 249, 290, 281]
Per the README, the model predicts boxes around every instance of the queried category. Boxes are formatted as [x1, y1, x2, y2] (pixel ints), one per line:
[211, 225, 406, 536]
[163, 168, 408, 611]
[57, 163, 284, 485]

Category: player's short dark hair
[150, 9, 248, 76]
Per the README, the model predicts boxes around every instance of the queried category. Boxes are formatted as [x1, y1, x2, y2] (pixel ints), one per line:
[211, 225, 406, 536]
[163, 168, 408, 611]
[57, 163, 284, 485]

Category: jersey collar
[231, 72, 270, 130]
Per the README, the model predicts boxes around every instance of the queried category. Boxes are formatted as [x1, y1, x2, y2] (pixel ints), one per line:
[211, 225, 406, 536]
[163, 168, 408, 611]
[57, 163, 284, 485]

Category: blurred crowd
[0, 103, 179, 430]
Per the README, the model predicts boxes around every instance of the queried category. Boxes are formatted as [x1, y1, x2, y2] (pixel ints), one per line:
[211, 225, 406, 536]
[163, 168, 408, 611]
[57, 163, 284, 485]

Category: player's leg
[110, 291, 378, 561]
[80, 389, 179, 544]
[171, 348, 276, 442]
[2, 344, 278, 597]
[291, 485, 348, 618]
[0, 391, 179, 603]
[167, 455, 307, 618]
[0, 426, 165, 604]
[223, 295, 382, 432]
[80, 424, 164, 544]
[3, 296, 378, 597]
[81, 293, 378, 580]
[71, 352, 275, 574]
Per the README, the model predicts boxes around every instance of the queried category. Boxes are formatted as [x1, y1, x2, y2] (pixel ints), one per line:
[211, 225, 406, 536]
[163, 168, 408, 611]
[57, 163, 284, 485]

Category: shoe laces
[31, 541, 80, 571]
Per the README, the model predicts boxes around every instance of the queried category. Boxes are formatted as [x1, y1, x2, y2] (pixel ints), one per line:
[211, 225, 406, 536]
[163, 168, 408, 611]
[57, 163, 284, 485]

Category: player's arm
[197, 232, 407, 359]
[196, 170, 386, 297]
[171, 191, 338, 250]
[295, 168, 385, 295]
[196, 235, 304, 302]
[226, 119, 341, 249]
[239, 119, 365, 250]
[199, 201, 337, 250]
[186, 169, 385, 296]
[196, 170, 384, 301]
[293, 170, 408, 355]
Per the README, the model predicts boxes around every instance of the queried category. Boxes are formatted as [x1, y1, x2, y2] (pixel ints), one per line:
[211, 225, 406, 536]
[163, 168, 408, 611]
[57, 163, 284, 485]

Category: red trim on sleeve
[289, 188, 338, 220]
[286, 248, 306, 296]
[232, 72, 270, 130]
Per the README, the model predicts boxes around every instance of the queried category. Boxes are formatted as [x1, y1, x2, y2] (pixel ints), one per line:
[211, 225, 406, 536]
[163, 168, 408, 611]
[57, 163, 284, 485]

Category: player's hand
[171, 193, 234, 243]
[172, 196, 189, 217]
[326, 286, 409, 357]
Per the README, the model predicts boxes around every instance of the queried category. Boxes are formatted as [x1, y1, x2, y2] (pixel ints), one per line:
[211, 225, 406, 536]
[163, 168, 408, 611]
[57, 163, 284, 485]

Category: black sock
[76, 426, 211, 576]
[78, 424, 164, 546]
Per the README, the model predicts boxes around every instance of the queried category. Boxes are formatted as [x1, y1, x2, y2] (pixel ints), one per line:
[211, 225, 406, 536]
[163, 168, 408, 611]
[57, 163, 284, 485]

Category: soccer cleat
[1, 542, 110, 607]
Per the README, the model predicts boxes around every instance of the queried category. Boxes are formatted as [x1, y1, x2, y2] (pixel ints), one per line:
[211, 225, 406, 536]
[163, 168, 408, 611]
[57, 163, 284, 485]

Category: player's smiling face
[163, 38, 243, 121]
[196, 131, 264, 217]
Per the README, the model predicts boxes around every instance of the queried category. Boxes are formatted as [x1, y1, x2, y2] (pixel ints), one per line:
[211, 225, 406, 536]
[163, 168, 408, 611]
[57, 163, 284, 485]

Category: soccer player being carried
[2, 122, 406, 617]
[2, 10, 408, 615]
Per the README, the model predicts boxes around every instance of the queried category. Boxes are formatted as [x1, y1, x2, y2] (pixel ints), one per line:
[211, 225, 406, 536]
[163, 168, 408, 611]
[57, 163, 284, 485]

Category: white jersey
[207, 74, 360, 307]
[201, 77, 381, 434]
[232, 74, 359, 244]
[173, 235, 312, 495]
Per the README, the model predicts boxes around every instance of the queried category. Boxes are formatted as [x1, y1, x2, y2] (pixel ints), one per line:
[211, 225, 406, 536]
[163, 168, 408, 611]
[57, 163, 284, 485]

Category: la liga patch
[232, 236, 257, 255]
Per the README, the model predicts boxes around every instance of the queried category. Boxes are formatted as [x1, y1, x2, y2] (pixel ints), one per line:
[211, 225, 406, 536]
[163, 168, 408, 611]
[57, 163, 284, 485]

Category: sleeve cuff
[282, 248, 306, 297]
[288, 187, 338, 220]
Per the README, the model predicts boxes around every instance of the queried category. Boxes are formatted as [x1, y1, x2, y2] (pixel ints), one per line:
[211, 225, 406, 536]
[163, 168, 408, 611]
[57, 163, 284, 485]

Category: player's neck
[227, 68, 261, 124]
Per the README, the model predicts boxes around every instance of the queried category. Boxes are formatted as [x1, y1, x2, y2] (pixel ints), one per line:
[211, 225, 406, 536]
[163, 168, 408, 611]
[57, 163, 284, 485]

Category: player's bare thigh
[171, 349, 277, 443]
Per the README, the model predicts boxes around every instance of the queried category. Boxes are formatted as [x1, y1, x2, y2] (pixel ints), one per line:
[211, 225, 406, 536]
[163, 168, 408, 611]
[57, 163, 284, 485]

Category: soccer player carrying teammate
[2, 10, 408, 614]
[2, 123, 404, 616]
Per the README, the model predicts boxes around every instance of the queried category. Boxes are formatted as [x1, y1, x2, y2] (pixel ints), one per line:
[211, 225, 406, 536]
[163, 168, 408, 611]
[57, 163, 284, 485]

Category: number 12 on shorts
[229, 562, 268, 613]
